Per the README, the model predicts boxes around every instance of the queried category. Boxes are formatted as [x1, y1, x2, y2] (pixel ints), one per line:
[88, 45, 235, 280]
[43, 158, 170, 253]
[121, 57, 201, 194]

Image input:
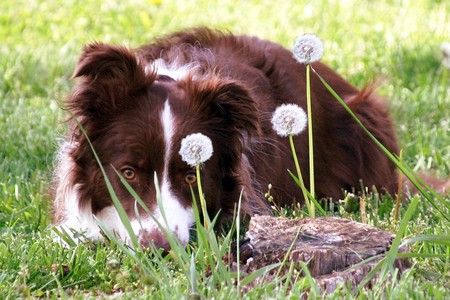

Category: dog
[52, 28, 447, 250]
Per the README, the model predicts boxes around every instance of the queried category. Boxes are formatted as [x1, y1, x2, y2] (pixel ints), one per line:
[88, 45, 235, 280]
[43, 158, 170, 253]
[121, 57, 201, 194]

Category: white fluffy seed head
[293, 34, 324, 64]
[179, 133, 214, 167]
[271, 104, 307, 137]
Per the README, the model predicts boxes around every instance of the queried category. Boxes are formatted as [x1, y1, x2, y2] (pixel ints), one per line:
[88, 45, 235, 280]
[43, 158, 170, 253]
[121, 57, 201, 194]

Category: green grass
[1, 0, 449, 298]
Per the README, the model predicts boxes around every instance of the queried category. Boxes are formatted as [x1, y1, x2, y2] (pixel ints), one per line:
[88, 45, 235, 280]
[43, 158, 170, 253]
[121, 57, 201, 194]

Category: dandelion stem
[306, 64, 316, 217]
[289, 135, 313, 217]
[196, 165, 209, 229]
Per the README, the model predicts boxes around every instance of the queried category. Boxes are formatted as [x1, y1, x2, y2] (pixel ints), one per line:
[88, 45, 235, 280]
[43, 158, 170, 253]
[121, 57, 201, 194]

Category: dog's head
[58, 43, 264, 250]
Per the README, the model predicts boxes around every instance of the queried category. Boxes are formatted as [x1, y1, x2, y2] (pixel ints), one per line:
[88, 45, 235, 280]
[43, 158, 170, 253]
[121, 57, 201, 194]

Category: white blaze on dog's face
[53, 42, 260, 250]
[150, 100, 195, 248]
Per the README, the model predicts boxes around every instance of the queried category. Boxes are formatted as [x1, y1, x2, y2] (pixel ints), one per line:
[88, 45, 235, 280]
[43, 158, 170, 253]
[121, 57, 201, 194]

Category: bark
[231, 215, 409, 293]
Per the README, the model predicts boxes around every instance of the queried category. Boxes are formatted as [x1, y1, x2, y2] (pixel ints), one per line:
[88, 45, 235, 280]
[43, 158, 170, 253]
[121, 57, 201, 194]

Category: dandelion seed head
[293, 34, 324, 64]
[271, 104, 307, 137]
[179, 133, 213, 167]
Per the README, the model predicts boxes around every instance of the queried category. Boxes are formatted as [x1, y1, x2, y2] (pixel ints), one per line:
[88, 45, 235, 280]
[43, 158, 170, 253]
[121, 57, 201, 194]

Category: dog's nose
[139, 229, 171, 253]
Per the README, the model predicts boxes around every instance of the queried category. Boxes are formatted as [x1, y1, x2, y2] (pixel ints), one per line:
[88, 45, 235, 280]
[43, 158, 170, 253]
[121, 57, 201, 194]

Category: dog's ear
[188, 78, 261, 136]
[69, 42, 155, 117]
[212, 81, 261, 135]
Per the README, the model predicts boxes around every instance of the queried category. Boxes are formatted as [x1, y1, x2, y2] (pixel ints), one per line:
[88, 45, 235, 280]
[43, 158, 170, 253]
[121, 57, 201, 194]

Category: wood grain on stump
[233, 215, 409, 293]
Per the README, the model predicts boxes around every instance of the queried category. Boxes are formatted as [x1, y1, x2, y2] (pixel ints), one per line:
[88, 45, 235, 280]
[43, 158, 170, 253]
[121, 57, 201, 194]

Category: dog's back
[139, 28, 400, 204]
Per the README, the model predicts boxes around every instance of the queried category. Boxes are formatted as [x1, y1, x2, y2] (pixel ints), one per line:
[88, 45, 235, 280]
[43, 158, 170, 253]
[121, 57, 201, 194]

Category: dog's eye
[121, 167, 136, 181]
[184, 172, 197, 185]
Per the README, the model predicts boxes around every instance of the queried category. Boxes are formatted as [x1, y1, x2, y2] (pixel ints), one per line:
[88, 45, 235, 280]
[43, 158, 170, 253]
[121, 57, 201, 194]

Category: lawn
[1, 0, 449, 298]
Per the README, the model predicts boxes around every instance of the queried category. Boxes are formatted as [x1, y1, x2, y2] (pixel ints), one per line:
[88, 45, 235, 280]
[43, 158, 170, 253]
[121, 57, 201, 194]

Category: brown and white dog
[52, 28, 445, 249]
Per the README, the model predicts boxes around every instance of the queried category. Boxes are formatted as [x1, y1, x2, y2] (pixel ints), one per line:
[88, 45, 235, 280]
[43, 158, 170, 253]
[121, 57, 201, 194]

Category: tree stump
[233, 215, 409, 293]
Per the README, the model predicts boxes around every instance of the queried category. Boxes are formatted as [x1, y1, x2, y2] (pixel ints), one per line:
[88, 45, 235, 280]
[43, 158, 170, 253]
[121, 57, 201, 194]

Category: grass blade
[239, 263, 281, 286]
